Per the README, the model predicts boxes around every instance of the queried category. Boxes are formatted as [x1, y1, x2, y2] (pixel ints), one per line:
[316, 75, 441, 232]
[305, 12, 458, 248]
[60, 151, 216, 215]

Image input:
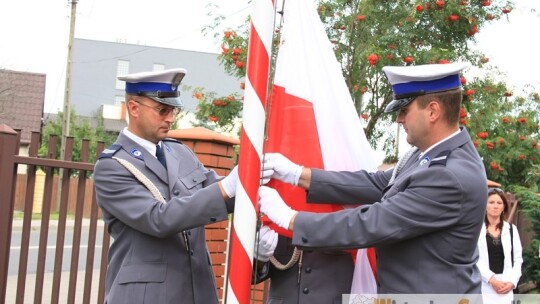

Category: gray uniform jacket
[255, 236, 354, 304]
[94, 132, 233, 304]
[292, 127, 487, 294]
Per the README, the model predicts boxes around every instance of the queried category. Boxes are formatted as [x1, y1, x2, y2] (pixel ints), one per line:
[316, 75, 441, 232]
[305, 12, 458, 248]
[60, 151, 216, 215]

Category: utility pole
[58, 0, 78, 209]
[61, 0, 77, 160]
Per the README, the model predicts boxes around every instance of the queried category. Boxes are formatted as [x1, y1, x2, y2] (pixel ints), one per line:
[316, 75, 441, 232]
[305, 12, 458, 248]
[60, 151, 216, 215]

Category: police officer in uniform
[253, 228, 355, 304]
[258, 62, 487, 295]
[93, 68, 238, 304]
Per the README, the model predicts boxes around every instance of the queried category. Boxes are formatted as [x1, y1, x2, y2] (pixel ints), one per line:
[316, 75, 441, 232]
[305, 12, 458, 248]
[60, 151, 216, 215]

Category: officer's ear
[427, 99, 441, 122]
[127, 99, 141, 118]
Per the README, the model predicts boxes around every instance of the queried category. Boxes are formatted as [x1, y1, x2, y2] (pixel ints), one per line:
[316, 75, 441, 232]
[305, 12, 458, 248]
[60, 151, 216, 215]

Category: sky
[474, 1, 540, 92]
[1, 0, 538, 113]
[1, 0, 539, 162]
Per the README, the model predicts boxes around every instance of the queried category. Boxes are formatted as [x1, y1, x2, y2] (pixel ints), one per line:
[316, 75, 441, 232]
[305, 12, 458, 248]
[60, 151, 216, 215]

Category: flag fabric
[226, 0, 276, 303]
[264, 0, 378, 295]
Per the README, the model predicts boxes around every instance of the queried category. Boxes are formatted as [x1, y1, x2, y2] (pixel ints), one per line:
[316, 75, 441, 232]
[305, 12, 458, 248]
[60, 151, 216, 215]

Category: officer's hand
[220, 166, 238, 198]
[255, 225, 278, 262]
[262, 153, 303, 186]
[258, 186, 297, 230]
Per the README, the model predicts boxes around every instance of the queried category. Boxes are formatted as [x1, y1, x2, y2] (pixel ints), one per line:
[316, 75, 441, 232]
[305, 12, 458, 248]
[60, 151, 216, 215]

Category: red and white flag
[264, 0, 378, 294]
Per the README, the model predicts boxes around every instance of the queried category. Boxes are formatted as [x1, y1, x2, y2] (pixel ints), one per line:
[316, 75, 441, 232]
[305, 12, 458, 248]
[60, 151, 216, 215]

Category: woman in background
[477, 188, 523, 303]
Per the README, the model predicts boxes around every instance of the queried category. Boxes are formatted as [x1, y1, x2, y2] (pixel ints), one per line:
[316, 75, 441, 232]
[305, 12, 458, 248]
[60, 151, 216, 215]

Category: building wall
[70, 38, 242, 117]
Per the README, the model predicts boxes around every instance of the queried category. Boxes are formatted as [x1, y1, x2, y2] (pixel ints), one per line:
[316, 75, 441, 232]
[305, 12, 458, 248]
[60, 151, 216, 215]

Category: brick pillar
[168, 128, 268, 302]
[168, 127, 238, 175]
[168, 127, 268, 302]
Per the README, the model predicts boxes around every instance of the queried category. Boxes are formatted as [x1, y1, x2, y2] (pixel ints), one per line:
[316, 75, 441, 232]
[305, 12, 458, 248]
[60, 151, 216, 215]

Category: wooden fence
[0, 124, 267, 303]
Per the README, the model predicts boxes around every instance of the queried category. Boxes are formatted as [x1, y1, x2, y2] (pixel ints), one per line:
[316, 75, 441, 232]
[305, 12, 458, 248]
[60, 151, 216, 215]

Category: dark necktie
[156, 144, 167, 168]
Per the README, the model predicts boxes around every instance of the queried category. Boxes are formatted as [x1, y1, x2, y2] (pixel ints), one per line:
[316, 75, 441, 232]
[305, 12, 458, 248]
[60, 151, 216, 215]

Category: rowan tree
[192, 86, 244, 131]
[463, 74, 540, 189]
[204, 1, 514, 152]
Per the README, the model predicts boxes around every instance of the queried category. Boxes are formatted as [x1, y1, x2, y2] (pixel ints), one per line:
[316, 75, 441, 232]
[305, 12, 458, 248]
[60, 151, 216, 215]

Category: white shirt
[418, 129, 461, 160]
[122, 127, 162, 158]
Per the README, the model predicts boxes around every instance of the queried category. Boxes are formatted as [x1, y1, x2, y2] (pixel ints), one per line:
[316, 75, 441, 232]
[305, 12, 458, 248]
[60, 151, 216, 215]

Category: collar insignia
[131, 148, 144, 159]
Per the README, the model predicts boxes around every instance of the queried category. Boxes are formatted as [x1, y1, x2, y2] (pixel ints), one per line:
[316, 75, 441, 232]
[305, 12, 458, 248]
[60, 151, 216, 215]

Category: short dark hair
[416, 88, 462, 125]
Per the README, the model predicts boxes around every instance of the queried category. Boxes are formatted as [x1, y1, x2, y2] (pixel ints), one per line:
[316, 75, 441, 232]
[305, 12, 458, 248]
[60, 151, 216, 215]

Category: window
[115, 95, 124, 105]
[153, 63, 165, 71]
[115, 60, 130, 90]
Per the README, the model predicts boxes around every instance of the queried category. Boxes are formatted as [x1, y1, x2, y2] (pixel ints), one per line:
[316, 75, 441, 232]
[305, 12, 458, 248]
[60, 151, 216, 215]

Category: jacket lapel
[162, 142, 180, 192]
[117, 133, 169, 184]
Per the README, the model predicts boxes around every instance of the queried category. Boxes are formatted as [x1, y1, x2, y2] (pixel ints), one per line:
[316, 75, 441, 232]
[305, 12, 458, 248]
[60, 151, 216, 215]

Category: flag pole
[225, 0, 277, 303]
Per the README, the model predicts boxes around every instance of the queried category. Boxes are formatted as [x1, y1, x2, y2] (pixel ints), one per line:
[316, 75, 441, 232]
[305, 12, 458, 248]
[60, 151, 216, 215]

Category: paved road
[8, 220, 103, 275]
[9, 221, 106, 275]
[5, 219, 108, 304]
[5, 270, 102, 304]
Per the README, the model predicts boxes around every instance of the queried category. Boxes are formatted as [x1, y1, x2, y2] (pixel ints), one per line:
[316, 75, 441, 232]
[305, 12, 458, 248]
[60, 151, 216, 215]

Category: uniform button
[187, 231, 191, 235]
[190, 250, 194, 256]
[305, 267, 312, 273]
[301, 237, 308, 243]
[173, 190, 180, 195]
[302, 287, 309, 294]
[192, 178, 197, 182]
[210, 217, 216, 222]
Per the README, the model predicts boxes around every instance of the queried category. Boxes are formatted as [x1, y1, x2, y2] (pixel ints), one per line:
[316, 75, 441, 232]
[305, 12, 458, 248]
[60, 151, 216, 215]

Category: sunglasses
[487, 187, 505, 195]
[134, 100, 180, 117]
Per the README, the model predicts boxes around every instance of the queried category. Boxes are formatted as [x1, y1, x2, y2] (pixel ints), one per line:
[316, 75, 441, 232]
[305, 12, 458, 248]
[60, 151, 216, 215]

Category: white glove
[220, 166, 238, 198]
[255, 225, 278, 262]
[258, 186, 297, 229]
[262, 153, 303, 186]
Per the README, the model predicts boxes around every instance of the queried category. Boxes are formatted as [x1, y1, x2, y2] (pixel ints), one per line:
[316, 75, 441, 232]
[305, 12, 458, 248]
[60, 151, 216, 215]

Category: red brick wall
[169, 128, 268, 303]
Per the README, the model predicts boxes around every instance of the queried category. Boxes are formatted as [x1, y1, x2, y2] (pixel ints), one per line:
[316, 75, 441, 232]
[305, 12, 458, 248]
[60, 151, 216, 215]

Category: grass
[12, 210, 74, 221]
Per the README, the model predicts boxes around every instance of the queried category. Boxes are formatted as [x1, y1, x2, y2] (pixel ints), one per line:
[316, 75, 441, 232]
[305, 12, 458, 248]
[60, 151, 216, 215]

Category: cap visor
[149, 96, 184, 108]
[384, 97, 415, 113]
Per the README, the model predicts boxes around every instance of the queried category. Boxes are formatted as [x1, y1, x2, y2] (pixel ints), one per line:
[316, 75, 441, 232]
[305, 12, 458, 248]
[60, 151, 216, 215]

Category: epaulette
[163, 138, 183, 145]
[429, 150, 452, 167]
[98, 144, 122, 159]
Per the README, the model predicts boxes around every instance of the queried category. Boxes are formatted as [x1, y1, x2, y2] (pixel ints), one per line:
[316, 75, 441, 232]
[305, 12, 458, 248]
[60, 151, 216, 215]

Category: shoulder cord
[112, 157, 166, 203]
[269, 246, 303, 270]
[112, 157, 190, 252]
[388, 147, 418, 184]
